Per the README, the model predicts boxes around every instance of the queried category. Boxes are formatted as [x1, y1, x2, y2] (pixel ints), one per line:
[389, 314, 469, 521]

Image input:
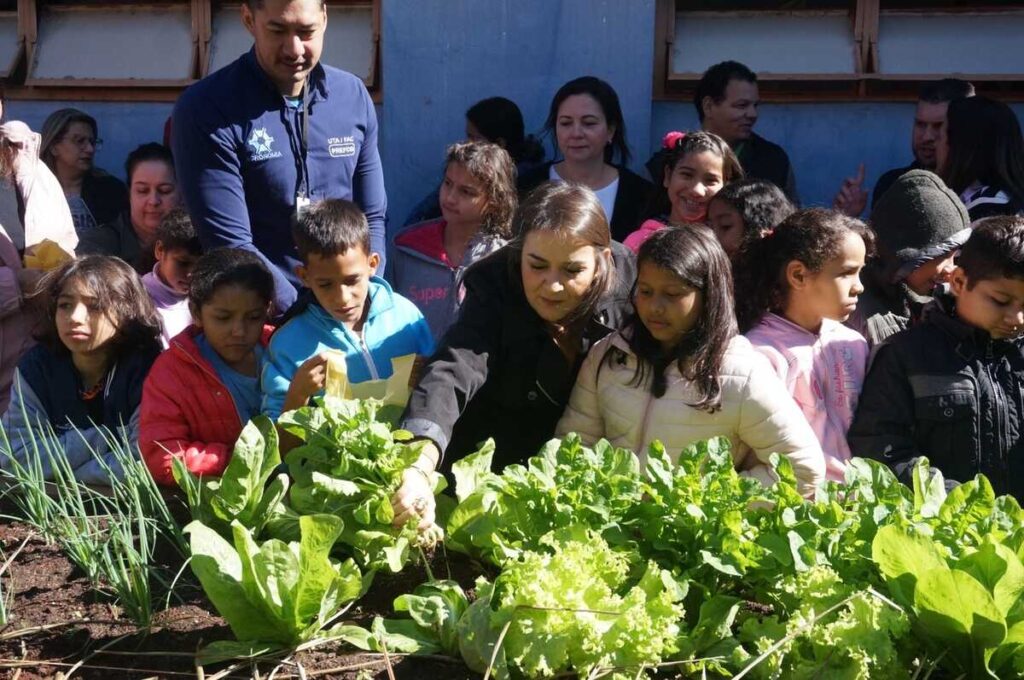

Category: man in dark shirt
[694, 60, 799, 204]
[834, 78, 974, 217]
[173, 0, 386, 314]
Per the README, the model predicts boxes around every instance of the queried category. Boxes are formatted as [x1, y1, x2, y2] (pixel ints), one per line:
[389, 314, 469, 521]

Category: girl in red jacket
[140, 248, 274, 486]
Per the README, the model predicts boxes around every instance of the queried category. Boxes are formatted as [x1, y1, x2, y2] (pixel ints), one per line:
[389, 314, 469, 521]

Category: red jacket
[140, 324, 273, 486]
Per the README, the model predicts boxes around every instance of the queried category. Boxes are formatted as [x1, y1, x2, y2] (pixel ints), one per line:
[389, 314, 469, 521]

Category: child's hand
[283, 353, 330, 412]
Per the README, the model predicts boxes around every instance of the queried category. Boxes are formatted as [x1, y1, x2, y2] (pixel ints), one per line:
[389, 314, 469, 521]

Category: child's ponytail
[734, 208, 875, 333]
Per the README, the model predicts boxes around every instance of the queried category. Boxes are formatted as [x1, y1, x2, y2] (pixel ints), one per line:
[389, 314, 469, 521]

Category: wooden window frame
[3, 0, 381, 103]
[654, 0, 1024, 102]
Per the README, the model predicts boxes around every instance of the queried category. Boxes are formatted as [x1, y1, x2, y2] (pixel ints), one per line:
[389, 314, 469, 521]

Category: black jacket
[517, 162, 654, 243]
[77, 211, 147, 273]
[401, 241, 636, 472]
[848, 295, 1024, 499]
[734, 133, 798, 204]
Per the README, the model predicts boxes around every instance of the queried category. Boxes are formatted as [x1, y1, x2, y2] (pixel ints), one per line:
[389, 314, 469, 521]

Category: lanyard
[297, 78, 311, 199]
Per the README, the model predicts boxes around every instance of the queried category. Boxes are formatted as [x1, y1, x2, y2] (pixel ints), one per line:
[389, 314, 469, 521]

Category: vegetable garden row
[1, 395, 1023, 678]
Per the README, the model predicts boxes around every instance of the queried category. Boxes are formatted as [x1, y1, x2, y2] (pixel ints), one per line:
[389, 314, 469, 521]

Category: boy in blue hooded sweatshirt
[261, 199, 434, 422]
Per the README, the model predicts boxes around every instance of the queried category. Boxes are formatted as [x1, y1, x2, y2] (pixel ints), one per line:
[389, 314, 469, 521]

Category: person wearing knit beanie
[847, 169, 971, 346]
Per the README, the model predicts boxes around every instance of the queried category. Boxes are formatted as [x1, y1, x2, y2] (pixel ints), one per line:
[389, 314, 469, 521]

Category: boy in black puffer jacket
[849, 216, 1024, 499]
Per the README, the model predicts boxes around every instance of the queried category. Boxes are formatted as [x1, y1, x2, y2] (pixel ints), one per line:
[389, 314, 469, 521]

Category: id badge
[295, 194, 311, 220]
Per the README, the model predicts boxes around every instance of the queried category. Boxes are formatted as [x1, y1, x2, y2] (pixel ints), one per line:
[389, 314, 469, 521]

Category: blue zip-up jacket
[261, 277, 435, 420]
[172, 49, 387, 314]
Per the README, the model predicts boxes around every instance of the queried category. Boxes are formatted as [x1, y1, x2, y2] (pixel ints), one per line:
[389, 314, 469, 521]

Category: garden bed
[0, 518, 482, 679]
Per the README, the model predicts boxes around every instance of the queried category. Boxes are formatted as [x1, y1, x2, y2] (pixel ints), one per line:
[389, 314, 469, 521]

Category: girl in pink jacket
[736, 209, 876, 482]
[557, 225, 825, 496]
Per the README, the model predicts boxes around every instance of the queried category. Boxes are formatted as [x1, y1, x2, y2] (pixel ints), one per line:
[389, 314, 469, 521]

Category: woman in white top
[518, 76, 654, 243]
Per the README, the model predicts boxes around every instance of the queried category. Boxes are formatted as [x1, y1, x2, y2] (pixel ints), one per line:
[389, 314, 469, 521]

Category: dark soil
[0, 519, 487, 679]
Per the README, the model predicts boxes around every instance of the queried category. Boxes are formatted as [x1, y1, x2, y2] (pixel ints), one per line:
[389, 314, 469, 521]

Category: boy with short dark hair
[261, 199, 434, 421]
[142, 207, 202, 346]
[849, 216, 1024, 499]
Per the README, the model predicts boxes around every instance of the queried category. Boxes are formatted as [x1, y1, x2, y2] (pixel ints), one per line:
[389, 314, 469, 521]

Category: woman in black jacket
[939, 96, 1024, 221]
[393, 181, 636, 528]
[518, 76, 654, 242]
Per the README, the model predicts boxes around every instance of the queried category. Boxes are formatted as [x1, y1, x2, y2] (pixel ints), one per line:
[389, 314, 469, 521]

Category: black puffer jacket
[401, 242, 636, 472]
[848, 295, 1024, 499]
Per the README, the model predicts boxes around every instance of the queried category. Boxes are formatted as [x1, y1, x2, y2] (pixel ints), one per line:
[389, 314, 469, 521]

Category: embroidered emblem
[248, 127, 282, 161]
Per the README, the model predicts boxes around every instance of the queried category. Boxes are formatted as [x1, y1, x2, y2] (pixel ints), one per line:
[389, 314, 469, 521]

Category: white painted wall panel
[672, 12, 856, 76]
[30, 7, 193, 81]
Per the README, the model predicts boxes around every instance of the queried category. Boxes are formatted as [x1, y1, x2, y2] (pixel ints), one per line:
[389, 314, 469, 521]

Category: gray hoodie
[387, 219, 505, 342]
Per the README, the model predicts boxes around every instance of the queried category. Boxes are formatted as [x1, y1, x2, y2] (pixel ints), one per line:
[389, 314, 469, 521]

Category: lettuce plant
[277, 397, 444, 572]
[186, 514, 367, 663]
[173, 416, 289, 540]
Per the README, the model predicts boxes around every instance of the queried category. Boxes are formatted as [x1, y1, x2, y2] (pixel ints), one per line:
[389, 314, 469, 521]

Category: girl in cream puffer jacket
[556, 226, 825, 496]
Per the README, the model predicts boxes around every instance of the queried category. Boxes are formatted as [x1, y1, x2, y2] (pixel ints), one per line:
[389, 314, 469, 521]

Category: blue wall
[6, 3, 1024, 229]
[381, 0, 655, 230]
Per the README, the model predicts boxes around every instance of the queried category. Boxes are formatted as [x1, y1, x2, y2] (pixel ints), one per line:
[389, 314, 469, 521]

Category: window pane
[878, 11, 1024, 75]
[672, 11, 856, 75]
[208, 5, 374, 83]
[30, 6, 193, 81]
[0, 14, 17, 77]
[678, 0, 851, 8]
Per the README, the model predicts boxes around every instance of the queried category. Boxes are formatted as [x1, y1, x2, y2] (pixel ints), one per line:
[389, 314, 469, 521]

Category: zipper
[984, 341, 1008, 474]
[357, 334, 380, 380]
[636, 389, 657, 465]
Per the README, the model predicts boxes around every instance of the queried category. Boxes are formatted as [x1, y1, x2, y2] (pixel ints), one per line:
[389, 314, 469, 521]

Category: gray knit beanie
[870, 169, 971, 281]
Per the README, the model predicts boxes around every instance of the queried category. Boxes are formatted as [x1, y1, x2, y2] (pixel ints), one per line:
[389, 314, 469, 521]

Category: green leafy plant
[445, 434, 646, 566]
[873, 503, 1024, 677]
[173, 415, 289, 541]
[185, 513, 368, 664]
[341, 579, 471, 656]
[346, 528, 685, 680]
[277, 396, 444, 572]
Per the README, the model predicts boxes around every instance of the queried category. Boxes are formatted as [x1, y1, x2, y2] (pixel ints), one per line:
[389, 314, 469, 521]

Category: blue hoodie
[172, 49, 387, 314]
[261, 277, 434, 420]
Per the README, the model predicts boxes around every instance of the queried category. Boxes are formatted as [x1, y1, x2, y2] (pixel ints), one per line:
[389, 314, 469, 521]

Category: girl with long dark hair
[557, 225, 825, 496]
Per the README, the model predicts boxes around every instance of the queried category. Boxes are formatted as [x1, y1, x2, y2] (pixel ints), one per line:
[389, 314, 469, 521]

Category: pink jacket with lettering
[745, 313, 869, 482]
[387, 219, 505, 341]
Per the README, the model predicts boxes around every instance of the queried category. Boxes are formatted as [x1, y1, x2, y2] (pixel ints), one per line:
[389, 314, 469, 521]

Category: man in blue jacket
[172, 0, 386, 314]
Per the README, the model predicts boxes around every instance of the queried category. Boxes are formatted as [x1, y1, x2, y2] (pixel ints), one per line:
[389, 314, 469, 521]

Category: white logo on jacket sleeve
[328, 135, 357, 158]
[248, 128, 283, 161]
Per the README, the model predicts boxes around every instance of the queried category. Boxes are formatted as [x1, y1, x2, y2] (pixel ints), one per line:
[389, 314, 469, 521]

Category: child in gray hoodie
[388, 142, 517, 341]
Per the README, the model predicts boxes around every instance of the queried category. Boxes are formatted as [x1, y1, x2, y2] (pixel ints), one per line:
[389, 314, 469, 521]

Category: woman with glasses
[40, 108, 127, 240]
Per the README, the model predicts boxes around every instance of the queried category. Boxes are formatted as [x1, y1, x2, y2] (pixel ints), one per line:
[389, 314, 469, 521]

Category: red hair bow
[662, 131, 687, 149]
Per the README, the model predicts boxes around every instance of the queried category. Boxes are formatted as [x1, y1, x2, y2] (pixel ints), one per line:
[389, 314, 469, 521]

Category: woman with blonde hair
[40, 107, 126, 238]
